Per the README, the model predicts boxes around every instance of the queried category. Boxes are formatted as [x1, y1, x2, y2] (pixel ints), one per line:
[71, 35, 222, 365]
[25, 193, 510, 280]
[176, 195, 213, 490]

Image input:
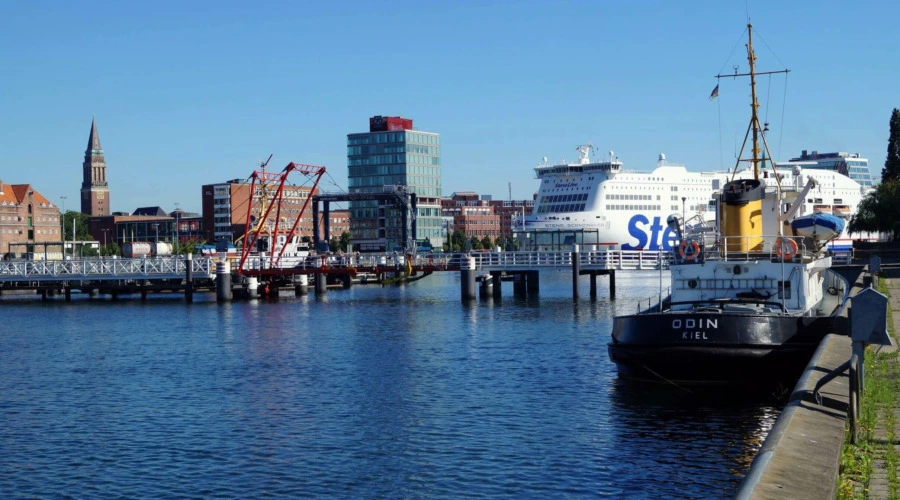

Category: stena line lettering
[672, 318, 718, 340]
[621, 214, 679, 250]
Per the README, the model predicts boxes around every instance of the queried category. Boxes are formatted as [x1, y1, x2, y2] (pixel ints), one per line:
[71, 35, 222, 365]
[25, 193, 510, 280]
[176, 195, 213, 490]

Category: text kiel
[672, 318, 718, 340]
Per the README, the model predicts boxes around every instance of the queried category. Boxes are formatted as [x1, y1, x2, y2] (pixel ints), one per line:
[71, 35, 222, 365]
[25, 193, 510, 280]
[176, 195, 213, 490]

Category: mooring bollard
[572, 244, 580, 299]
[460, 257, 476, 301]
[184, 253, 194, 303]
[216, 258, 232, 302]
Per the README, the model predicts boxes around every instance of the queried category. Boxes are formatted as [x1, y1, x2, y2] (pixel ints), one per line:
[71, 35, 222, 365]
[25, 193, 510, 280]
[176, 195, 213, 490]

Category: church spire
[86, 116, 102, 152]
[81, 116, 110, 216]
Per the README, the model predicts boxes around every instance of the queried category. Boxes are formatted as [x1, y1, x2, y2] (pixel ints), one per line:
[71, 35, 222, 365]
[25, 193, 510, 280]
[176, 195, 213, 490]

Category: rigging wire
[752, 29, 789, 72]
[778, 73, 789, 161]
[716, 26, 749, 77]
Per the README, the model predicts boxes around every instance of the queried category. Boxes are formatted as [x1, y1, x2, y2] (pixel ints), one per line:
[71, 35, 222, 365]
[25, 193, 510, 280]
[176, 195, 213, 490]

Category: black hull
[607, 312, 836, 385]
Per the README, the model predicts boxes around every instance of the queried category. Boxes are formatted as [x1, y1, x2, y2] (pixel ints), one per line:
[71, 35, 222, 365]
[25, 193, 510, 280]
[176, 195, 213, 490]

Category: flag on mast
[709, 84, 720, 101]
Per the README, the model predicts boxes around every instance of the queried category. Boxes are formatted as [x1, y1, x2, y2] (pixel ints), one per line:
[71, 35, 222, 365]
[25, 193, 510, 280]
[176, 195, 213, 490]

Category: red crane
[237, 161, 327, 273]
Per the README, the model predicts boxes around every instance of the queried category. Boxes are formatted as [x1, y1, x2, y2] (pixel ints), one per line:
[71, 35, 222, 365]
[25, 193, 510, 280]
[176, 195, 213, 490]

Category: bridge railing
[229, 250, 674, 274]
[0, 256, 213, 281]
[469, 250, 671, 270]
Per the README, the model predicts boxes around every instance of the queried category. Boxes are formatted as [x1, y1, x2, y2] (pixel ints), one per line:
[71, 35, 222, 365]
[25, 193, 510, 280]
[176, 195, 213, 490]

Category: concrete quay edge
[735, 333, 852, 500]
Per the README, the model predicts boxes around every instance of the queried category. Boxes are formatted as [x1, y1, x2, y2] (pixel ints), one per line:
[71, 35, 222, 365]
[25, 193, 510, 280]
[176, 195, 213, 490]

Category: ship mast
[718, 23, 789, 184]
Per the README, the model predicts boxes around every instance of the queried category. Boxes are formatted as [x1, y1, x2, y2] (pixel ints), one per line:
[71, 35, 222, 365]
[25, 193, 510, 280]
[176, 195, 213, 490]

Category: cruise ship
[520, 144, 870, 252]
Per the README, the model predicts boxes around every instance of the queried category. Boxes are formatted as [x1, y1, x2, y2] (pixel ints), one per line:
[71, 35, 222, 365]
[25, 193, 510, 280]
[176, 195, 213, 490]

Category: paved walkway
[864, 274, 900, 499]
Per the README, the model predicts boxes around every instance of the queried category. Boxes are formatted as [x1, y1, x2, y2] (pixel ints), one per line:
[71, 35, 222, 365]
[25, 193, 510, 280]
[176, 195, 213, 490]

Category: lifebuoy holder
[678, 240, 701, 262]
[774, 237, 799, 261]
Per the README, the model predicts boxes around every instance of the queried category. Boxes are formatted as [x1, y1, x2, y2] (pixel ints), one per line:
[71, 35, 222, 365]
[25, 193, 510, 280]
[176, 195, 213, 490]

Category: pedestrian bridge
[0, 250, 672, 283]
[0, 256, 214, 283]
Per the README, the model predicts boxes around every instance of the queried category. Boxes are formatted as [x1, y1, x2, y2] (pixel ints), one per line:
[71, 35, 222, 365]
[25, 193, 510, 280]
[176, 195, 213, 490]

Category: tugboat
[606, 24, 857, 386]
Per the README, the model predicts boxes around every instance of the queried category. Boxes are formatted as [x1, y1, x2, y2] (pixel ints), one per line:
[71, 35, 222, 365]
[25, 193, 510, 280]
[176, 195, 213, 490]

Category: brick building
[201, 179, 320, 245]
[441, 192, 502, 241]
[0, 182, 62, 257]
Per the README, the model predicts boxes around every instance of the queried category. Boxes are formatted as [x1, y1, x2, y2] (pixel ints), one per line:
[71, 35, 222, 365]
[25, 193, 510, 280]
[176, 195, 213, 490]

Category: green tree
[339, 231, 352, 252]
[849, 180, 900, 239]
[100, 242, 120, 257]
[61, 211, 93, 242]
[481, 236, 493, 249]
[470, 236, 483, 250]
[882, 108, 900, 183]
[450, 230, 467, 252]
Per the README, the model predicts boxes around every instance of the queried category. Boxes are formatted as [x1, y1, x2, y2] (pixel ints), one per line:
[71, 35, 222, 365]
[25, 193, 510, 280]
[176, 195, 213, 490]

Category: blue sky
[2, 0, 897, 213]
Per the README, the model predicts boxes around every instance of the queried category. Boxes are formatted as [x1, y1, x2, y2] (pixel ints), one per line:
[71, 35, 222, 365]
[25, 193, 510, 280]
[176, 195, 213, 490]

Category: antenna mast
[716, 24, 789, 182]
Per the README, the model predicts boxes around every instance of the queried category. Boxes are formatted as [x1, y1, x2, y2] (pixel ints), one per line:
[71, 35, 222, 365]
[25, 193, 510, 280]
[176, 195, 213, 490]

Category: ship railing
[647, 299, 789, 314]
[673, 235, 813, 264]
[638, 287, 671, 313]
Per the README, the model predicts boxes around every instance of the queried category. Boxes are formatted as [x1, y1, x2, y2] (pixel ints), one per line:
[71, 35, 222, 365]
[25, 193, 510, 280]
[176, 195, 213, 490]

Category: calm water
[0, 271, 781, 499]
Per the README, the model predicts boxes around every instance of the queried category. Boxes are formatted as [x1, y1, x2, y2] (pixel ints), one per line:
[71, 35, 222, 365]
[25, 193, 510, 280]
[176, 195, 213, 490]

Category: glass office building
[347, 116, 442, 251]
[780, 150, 875, 187]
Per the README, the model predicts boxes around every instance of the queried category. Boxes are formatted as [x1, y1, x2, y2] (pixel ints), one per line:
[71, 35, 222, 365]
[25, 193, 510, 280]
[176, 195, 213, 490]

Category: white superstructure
[522, 144, 869, 251]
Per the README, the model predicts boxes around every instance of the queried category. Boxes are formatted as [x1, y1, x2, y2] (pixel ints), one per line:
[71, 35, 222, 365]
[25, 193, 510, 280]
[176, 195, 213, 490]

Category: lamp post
[174, 203, 180, 247]
[60, 196, 66, 257]
[101, 229, 108, 246]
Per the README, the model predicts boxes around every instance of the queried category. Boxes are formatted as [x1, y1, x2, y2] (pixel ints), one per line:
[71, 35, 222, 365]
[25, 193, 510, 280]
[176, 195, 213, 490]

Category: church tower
[80, 117, 110, 215]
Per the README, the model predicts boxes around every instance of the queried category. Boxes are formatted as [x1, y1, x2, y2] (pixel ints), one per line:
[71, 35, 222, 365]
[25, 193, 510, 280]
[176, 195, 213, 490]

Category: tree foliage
[882, 108, 900, 183]
[62, 211, 93, 241]
[849, 180, 900, 240]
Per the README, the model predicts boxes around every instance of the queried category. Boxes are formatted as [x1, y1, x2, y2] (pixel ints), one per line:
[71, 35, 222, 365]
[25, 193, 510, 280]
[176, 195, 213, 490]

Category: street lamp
[101, 229, 108, 246]
[174, 203, 180, 246]
[60, 196, 66, 256]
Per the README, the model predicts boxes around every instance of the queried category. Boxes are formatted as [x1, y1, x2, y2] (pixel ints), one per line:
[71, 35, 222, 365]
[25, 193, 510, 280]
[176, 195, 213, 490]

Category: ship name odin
[672, 318, 718, 340]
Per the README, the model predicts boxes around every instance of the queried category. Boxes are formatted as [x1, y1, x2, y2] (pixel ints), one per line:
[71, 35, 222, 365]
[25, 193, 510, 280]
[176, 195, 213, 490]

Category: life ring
[775, 238, 799, 261]
[678, 240, 700, 261]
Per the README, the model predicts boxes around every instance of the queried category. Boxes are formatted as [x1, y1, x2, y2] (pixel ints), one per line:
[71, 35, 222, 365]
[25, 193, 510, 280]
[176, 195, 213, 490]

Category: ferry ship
[521, 145, 871, 252]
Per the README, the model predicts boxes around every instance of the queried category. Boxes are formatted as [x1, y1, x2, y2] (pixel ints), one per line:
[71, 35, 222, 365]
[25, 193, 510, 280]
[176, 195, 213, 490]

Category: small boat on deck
[791, 212, 846, 242]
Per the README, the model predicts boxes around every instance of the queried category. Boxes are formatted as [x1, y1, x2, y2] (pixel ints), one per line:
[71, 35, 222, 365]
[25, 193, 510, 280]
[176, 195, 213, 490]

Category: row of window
[348, 155, 441, 167]
[346, 144, 441, 156]
[605, 204, 663, 211]
[347, 132, 441, 146]
[540, 193, 589, 204]
[0, 228, 58, 234]
[537, 203, 587, 214]
[348, 165, 440, 177]
[606, 194, 654, 201]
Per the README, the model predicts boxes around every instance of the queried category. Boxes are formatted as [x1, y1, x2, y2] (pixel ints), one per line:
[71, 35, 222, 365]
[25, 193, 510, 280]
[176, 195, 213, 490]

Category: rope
[640, 364, 694, 394]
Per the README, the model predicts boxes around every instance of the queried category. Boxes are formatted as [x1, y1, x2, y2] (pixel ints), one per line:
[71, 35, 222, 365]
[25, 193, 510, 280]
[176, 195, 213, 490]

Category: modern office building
[347, 116, 442, 252]
[780, 150, 875, 187]
[81, 117, 111, 215]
